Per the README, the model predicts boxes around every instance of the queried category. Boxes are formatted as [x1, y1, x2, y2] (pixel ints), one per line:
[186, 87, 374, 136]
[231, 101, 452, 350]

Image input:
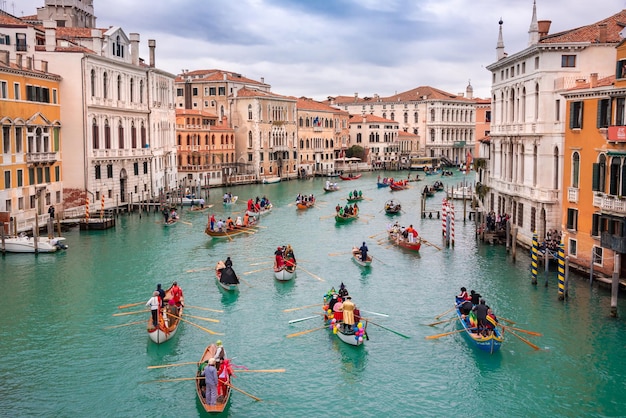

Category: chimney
[261, 77, 264, 84]
[537, 20, 551, 38]
[41, 60, 48, 73]
[130, 33, 140, 66]
[91, 29, 102, 56]
[44, 20, 57, 52]
[26, 56, 32, 70]
[16, 54, 22, 68]
[148, 39, 156, 67]
[0, 50, 9, 66]
[598, 23, 607, 43]
[354, 92, 358, 103]
[590, 73, 598, 88]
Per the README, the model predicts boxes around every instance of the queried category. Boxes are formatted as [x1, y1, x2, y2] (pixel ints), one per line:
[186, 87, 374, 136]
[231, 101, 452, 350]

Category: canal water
[1, 171, 626, 418]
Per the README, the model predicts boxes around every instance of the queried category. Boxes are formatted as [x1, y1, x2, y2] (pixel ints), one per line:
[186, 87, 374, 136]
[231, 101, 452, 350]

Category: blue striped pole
[531, 232, 538, 285]
[557, 242, 565, 300]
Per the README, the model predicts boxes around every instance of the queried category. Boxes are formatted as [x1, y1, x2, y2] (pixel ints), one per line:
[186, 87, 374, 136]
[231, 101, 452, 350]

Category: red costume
[217, 359, 235, 397]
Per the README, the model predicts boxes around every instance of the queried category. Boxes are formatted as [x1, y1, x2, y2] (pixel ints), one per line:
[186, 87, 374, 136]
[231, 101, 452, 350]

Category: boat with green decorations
[335, 213, 359, 224]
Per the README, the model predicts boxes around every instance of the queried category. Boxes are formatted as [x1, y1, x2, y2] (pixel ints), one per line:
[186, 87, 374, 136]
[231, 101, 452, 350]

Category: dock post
[531, 232, 538, 285]
[1, 222, 5, 253]
[544, 247, 549, 287]
[589, 248, 595, 287]
[557, 243, 565, 301]
[610, 253, 620, 318]
[511, 227, 517, 262]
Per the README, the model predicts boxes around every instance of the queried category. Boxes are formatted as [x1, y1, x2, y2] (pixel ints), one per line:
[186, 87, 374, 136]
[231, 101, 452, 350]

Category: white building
[485, 2, 624, 246]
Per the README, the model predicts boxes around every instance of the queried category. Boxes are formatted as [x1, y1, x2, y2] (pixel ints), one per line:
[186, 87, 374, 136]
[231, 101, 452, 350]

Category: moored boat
[0, 234, 68, 253]
[261, 176, 281, 184]
[447, 186, 473, 200]
[196, 343, 231, 413]
[454, 298, 503, 353]
[351, 247, 372, 267]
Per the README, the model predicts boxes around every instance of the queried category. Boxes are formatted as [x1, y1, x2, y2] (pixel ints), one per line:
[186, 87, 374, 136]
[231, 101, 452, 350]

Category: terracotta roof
[233, 86, 294, 100]
[56, 26, 103, 39]
[296, 97, 347, 113]
[331, 85, 471, 105]
[540, 10, 626, 44]
[176, 109, 218, 117]
[348, 114, 397, 124]
[398, 131, 418, 139]
[566, 75, 615, 91]
[176, 69, 266, 86]
[0, 10, 29, 26]
[35, 45, 94, 53]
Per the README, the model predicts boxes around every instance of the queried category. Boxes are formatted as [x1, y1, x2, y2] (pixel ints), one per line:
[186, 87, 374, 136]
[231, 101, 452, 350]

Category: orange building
[175, 109, 235, 191]
[562, 42, 626, 280]
[0, 21, 62, 231]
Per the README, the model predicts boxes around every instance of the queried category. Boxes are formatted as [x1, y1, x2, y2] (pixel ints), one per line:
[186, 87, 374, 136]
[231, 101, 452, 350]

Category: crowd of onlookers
[485, 211, 510, 232]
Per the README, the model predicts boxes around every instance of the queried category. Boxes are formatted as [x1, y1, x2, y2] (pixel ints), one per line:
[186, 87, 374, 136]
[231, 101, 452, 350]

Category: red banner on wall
[608, 126, 626, 142]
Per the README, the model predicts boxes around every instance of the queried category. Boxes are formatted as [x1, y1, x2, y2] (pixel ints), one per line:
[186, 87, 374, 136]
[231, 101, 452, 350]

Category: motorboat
[1, 234, 68, 253]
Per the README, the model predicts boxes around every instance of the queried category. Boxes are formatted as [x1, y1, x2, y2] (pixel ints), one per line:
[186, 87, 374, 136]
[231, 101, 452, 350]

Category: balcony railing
[26, 152, 58, 164]
[567, 187, 578, 203]
[593, 193, 626, 214]
[92, 148, 150, 159]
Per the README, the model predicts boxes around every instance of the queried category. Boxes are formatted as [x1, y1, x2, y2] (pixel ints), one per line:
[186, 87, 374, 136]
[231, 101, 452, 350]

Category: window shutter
[569, 102, 575, 129]
[579, 102, 584, 129]
[597, 100, 603, 128]
[592, 163, 600, 191]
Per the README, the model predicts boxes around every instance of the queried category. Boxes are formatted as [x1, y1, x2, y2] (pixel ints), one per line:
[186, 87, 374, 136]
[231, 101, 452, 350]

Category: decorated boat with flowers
[454, 297, 503, 354]
[322, 287, 368, 346]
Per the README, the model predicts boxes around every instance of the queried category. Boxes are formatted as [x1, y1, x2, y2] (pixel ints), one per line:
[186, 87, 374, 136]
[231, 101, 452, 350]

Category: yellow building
[562, 42, 626, 280]
[0, 43, 62, 232]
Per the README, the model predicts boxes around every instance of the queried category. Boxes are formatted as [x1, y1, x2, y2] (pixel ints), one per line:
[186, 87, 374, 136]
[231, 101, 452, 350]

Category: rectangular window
[561, 55, 576, 68]
[13, 82, 19, 100]
[597, 99, 610, 128]
[2, 126, 10, 153]
[95, 165, 101, 179]
[17, 169, 23, 187]
[618, 59, 626, 79]
[44, 167, 50, 183]
[18, 197, 23, 210]
[592, 246, 603, 266]
[218, 87, 226, 96]
[107, 164, 113, 178]
[534, 57, 539, 70]
[16, 33, 26, 51]
[4, 170, 10, 188]
[569, 101, 583, 129]
[133, 162, 139, 175]
[52, 89, 57, 104]
[209, 87, 216, 96]
[36, 167, 43, 184]
[192, 87, 198, 96]
[55, 166, 60, 182]
[28, 168, 34, 185]
[517, 203, 524, 228]
[0, 80, 6, 98]
[14, 127, 22, 153]
[591, 213, 600, 237]
[568, 238, 577, 257]
[555, 99, 560, 122]
[616, 98, 626, 126]
[566, 208, 578, 230]
[176, 88, 183, 97]
[143, 162, 148, 174]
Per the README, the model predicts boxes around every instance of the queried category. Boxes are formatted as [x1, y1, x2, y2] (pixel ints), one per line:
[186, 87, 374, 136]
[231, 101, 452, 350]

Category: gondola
[215, 264, 239, 291]
[384, 200, 402, 215]
[454, 298, 503, 353]
[322, 290, 367, 346]
[351, 247, 372, 267]
[339, 173, 362, 180]
[196, 343, 231, 413]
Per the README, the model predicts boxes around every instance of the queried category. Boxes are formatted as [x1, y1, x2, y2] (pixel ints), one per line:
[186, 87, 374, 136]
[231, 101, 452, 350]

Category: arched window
[103, 72, 108, 99]
[248, 131, 253, 148]
[404, 112, 408, 123]
[104, 119, 111, 148]
[118, 121, 124, 149]
[430, 129, 435, 142]
[92, 118, 99, 149]
[248, 104, 253, 120]
[140, 122, 146, 148]
[609, 156, 621, 195]
[130, 78, 134, 102]
[534, 83, 540, 121]
[117, 75, 122, 101]
[430, 109, 435, 122]
[414, 112, 418, 123]
[177, 134, 181, 146]
[572, 151, 580, 188]
[131, 121, 137, 148]
[90, 69, 96, 97]
[139, 80, 144, 104]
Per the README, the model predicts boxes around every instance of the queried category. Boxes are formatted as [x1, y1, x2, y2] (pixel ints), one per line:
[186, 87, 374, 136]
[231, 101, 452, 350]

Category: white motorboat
[1, 234, 68, 253]
[446, 186, 473, 200]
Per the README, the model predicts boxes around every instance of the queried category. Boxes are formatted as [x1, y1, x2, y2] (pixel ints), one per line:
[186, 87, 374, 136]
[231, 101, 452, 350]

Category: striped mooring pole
[85, 196, 90, 221]
[531, 232, 538, 285]
[450, 203, 455, 247]
[441, 199, 448, 239]
[557, 242, 566, 300]
[100, 193, 104, 219]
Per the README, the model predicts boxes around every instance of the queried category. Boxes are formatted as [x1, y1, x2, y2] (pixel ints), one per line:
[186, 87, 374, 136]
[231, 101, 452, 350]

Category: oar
[371, 255, 387, 266]
[168, 313, 224, 335]
[222, 380, 262, 402]
[147, 361, 199, 369]
[113, 309, 149, 317]
[118, 301, 144, 309]
[104, 320, 146, 329]
[506, 329, 540, 350]
[249, 261, 272, 266]
[243, 267, 272, 275]
[425, 328, 471, 340]
[426, 317, 458, 327]
[288, 315, 319, 324]
[181, 220, 193, 226]
[186, 267, 212, 273]
[186, 305, 224, 313]
[283, 303, 321, 313]
[328, 251, 351, 257]
[238, 276, 253, 288]
[434, 306, 456, 320]
[286, 326, 326, 338]
[361, 310, 389, 318]
[183, 314, 219, 323]
[501, 325, 542, 337]
[298, 265, 325, 282]
[499, 317, 516, 325]
[368, 231, 385, 239]
[366, 320, 410, 339]
[236, 369, 286, 373]
[319, 214, 335, 220]
[421, 239, 442, 251]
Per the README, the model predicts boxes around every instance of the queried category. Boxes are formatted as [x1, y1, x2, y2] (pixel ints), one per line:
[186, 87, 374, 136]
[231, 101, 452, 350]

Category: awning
[606, 150, 626, 157]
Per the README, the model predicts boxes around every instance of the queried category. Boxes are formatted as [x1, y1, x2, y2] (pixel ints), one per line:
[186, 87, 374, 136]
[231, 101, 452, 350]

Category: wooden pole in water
[610, 253, 620, 318]
[531, 232, 538, 285]
[564, 255, 569, 299]
[544, 244, 549, 287]
[1, 221, 5, 253]
[557, 243, 565, 301]
[511, 226, 517, 262]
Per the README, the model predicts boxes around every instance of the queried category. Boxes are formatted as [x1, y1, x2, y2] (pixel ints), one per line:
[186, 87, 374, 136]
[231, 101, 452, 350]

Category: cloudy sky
[10, 0, 624, 100]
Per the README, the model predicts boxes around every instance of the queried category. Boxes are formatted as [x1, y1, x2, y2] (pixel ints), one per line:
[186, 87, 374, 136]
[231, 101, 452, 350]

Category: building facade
[348, 114, 399, 170]
[485, 4, 625, 247]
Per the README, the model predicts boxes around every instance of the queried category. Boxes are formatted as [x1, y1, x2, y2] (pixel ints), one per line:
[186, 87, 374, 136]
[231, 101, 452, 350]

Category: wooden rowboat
[455, 298, 503, 353]
[387, 230, 421, 252]
[346, 196, 364, 203]
[215, 265, 239, 291]
[205, 224, 257, 239]
[147, 285, 184, 344]
[296, 199, 315, 210]
[339, 173, 362, 180]
[196, 343, 231, 413]
[389, 182, 407, 191]
[384, 200, 402, 215]
[335, 213, 358, 223]
[246, 203, 273, 218]
[274, 262, 297, 281]
[322, 291, 367, 346]
[351, 247, 372, 267]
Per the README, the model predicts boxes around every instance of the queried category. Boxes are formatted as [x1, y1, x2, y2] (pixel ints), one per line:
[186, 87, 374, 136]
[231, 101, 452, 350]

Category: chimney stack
[130, 33, 140, 66]
[16, 54, 22, 68]
[41, 60, 48, 73]
[0, 51, 9, 66]
[26, 56, 32, 70]
[598, 23, 607, 43]
[538, 20, 551, 38]
[44, 20, 57, 52]
[148, 39, 156, 67]
[590, 73, 598, 88]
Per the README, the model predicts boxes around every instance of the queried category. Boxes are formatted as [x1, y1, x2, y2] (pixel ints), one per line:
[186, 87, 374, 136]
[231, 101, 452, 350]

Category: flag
[313, 116, 319, 126]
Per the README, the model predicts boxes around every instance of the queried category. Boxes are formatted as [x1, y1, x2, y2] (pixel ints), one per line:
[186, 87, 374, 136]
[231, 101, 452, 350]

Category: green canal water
[2, 171, 626, 418]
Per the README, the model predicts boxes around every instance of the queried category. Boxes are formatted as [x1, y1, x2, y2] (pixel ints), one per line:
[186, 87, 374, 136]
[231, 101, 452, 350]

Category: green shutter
[569, 102, 575, 129]
[592, 163, 599, 191]
[597, 100, 602, 128]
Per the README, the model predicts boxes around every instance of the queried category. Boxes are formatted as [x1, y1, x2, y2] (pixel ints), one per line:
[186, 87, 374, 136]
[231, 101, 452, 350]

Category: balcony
[567, 187, 578, 203]
[92, 148, 150, 159]
[26, 152, 58, 164]
[600, 232, 626, 253]
[593, 193, 626, 214]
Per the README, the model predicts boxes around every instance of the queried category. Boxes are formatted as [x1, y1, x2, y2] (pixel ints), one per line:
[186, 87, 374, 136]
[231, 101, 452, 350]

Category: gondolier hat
[277, 247, 282, 250]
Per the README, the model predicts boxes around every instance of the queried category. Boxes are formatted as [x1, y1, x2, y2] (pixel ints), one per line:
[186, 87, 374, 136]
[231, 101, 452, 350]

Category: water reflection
[328, 336, 368, 377]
